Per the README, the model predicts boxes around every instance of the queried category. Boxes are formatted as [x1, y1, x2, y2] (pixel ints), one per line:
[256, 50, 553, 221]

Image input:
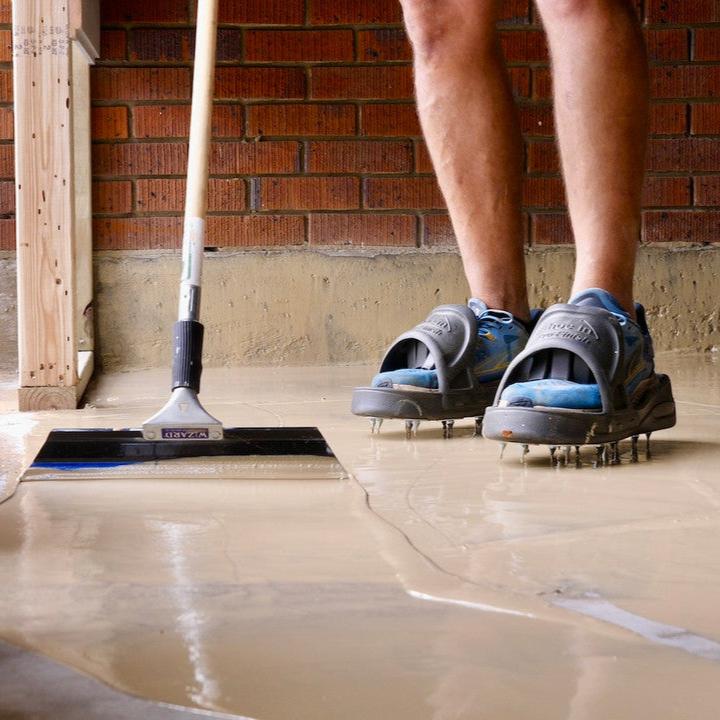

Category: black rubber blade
[31, 427, 337, 466]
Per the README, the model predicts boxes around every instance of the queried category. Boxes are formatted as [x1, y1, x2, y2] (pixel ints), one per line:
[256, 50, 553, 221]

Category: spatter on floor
[1, 354, 720, 719]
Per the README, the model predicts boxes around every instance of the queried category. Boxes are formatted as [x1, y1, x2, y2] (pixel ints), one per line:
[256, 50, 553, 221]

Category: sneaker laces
[477, 308, 515, 337]
[419, 306, 515, 371]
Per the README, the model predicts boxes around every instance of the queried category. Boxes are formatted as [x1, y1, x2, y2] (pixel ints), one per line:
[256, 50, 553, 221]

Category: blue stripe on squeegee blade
[31, 461, 137, 470]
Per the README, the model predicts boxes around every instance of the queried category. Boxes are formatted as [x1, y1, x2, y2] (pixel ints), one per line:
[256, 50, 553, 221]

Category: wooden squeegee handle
[178, 0, 218, 322]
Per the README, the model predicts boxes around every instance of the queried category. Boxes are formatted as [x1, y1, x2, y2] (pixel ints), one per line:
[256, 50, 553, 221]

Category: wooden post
[13, 0, 98, 411]
[72, 40, 94, 367]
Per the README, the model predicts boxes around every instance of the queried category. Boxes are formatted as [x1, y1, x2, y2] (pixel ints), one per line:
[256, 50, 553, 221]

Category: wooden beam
[72, 40, 94, 357]
[17, 350, 93, 410]
[14, 1, 79, 403]
[18, 350, 94, 410]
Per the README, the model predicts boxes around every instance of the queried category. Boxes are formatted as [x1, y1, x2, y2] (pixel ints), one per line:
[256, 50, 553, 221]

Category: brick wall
[1, 1, 719, 250]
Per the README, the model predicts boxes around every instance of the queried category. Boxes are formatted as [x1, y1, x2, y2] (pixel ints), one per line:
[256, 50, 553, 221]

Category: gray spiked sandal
[483, 289, 676, 461]
[352, 301, 531, 438]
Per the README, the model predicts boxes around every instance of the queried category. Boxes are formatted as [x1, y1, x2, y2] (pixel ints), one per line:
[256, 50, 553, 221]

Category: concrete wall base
[1, 246, 718, 372]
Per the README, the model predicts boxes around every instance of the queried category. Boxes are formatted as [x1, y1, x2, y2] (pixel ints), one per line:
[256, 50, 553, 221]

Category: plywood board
[14, 1, 77, 389]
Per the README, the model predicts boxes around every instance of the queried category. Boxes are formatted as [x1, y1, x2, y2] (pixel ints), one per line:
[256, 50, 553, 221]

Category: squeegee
[23, 0, 346, 482]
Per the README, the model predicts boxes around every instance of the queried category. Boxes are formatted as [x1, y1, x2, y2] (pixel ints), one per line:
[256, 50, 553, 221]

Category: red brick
[0, 70, 12, 103]
[510, 67, 532, 99]
[309, 0, 402, 24]
[499, 0, 531, 25]
[357, 29, 411, 62]
[206, 215, 305, 246]
[500, 30, 548, 63]
[93, 142, 188, 177]
[132, 104, 243, 138]
[519, 104, 554, 136]
[694, 29, 720, 61]
[128, 29, 191, 62]
[245, 30, 353, 62]
[215, 67, 305, 100]
[247, 104, 356, 137]
[651, 66, 720, 99]
[650, 103, 687, 134]
[309, 213, 416, 246]
[648, 138, 720, 172]
[0, 180, 14, 214]
[691, 104, 720, 134]
[93, 141, 298, 176]
[0, 218, 14, 251]
[92, 181, 132, 214]
[532, 67, 552, 100]
[645, 29, 688, 62]
[93, 216, 182, 249]
[312, 67, 413, 100]
[527, 141, 560, 173]
[260, 177, 359, 210]
[210, 142, 299, 175]
[0, 1, 10, 24]
[92, 68, 190, 101]
[415, 141, 433, 173]
[93, 215, 305, 249]
[219, 0, 305, 25]
[361, 104, 421, 137]
[523, 176, 565, 208]
[102, 0, 190, 22]
[100, 30, 127, 61]
[0, 106, 12, 140]
[214, 29, 245, 62]
[128, 28, 242, 62]
[0, 29, 11, 63]
[365, 178, 445, 209]
[642, 210, 720, 244]
[641, 176, 691, 206]
[422, 214, 455, 247]
[0, 144, 13, 179]
[136, 178, 246, 212]
[531, 213, 573, 245]
[694, 176, 720, 206]
[92, 107, 128, 140]
[646, 1, 720, 24]
[207, 178, 247, 212]
[307, 140, 413, 173]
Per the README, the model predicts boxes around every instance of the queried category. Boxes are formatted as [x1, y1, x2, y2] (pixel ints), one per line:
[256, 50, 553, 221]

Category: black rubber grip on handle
[172, 320, 204, 392]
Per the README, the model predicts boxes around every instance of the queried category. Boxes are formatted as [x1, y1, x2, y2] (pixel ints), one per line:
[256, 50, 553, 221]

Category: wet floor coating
[1, 354, 720, 718]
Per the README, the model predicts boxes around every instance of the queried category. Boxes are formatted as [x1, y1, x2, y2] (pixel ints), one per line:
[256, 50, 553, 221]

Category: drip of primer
[407, 590, 535, 618]
[554, 597, 720, 662]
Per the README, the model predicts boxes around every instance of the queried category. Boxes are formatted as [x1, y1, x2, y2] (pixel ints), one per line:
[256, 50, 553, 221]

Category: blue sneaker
[483, 288, 676, 447]
[351, 300, 535, 424]
[371, 299, 531, 390]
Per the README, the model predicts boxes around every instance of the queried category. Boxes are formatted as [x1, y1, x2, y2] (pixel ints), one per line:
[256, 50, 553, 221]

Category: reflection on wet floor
[0, 354, 720, 719]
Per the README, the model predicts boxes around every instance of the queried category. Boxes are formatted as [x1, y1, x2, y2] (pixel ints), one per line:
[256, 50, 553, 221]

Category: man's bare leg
[400, 0, 530, 321]
[535, 0, 649, 315]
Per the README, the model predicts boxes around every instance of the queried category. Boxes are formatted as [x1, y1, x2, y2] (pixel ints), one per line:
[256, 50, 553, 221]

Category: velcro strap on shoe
[495, 304, 625, 413]
[380, 304, 478, 396]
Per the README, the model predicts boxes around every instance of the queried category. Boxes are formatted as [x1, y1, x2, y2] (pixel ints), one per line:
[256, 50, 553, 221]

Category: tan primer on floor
[0, 356, 720, 718]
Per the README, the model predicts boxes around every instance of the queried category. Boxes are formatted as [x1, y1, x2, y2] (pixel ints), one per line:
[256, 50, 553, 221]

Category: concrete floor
[1, 355, 720, 719]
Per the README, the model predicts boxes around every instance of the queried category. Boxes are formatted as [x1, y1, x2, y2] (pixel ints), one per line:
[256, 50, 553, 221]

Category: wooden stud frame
[13, 0, 98, 410]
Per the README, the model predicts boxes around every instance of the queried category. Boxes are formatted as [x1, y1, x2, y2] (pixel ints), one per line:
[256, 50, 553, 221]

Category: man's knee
[400, 0, 496, 61]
